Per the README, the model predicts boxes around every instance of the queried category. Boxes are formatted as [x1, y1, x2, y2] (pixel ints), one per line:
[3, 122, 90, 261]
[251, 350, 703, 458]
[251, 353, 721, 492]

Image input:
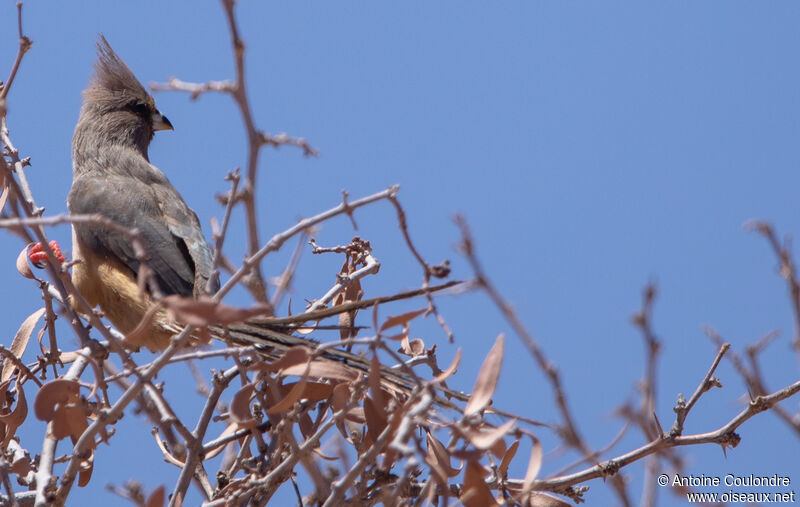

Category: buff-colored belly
[71, 227, 174, 351]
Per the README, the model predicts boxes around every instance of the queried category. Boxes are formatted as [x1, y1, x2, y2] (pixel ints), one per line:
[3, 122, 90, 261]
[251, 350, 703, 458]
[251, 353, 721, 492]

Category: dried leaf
[283, 360, 358, 382]
[331, 382, 361, 441]
[368, 355, 386, 411]
[0, 382, 28, 444]
[34, 379, 80, 422]
[433, 348, 462, 383]
[299, 412, 314, 439]
[163, 295, 270, 327]
[498, 439, 520, 479]
[267, 376, 309, 414]
[462, 461, 498, 507]
[330, 382, 350, 413]
[379, 308, 427, 332]
[363, 395, 387, 444]
[52, 405, 89, 441]
[2, 308, 45, 382]
[464, 334, 504, 416]
[425, 431, 461, 478]
[491, 435, 507, 460]
[77, 450, 94, 487]
[336, 277, 362, 340]
[522, 435, 543, 494]
[280, 381, 334, 403]
[467, 419, 516, 451]
[9, 446, 31, 476]
[335, 256, 363, 340]
[230, 383, 257, 429]
[400, 336, 425, 357]
[16, 245, 35, 280]
[146, 485, 166, 507]
[255, 346, 312, 373]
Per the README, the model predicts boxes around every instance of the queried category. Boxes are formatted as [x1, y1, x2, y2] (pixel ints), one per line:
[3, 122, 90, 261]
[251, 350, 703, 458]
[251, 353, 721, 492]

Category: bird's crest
[85, 35, 153, 108]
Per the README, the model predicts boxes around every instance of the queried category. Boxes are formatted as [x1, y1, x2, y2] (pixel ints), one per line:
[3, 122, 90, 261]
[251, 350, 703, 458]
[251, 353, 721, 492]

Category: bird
[67, 36, 218, 352]
[45, 36, 471, 408]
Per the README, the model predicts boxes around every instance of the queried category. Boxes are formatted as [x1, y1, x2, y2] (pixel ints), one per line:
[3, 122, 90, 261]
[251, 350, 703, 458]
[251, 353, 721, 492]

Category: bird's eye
[129, 102, 149, 116]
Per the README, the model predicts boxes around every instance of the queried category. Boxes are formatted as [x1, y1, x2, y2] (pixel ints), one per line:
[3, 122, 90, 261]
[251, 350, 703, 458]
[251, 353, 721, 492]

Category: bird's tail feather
[209, 320, 470, 410]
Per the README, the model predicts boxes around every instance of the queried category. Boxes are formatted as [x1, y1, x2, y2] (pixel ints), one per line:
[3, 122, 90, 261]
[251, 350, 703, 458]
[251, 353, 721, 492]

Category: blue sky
[2, 1, 800, 505]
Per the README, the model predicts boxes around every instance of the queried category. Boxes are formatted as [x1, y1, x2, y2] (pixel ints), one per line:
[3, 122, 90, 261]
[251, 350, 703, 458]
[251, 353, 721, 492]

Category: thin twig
[0, 3, 32, 100]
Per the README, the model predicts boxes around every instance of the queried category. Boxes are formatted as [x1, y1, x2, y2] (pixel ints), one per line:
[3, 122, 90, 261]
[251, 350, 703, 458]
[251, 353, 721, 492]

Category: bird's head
[75, 36, 172, 158]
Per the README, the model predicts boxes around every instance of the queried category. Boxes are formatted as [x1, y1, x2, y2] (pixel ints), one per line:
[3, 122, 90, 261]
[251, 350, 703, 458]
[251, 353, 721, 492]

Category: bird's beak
[152, 111, 174, 131]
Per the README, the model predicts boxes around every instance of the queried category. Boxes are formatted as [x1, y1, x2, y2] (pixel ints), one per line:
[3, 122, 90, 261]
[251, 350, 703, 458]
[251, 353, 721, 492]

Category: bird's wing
[68, 172, 214, 297]
[153, 183, 218, 295]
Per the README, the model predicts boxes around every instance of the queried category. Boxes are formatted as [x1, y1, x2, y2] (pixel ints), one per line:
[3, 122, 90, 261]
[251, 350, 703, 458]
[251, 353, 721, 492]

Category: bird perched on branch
[28, 36, 470, 408]
[67, 36, 218, 352]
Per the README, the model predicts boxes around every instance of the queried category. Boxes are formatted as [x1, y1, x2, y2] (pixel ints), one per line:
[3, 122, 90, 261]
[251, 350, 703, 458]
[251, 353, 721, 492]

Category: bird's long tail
[209, 320, 470, 411]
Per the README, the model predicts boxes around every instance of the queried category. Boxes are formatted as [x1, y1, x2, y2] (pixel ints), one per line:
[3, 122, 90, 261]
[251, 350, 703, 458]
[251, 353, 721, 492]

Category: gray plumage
[68, 36, 218, 299]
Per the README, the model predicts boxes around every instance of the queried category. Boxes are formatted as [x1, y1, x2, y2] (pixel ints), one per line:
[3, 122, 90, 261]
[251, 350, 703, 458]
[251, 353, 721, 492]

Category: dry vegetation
[1, 2, 800, 506]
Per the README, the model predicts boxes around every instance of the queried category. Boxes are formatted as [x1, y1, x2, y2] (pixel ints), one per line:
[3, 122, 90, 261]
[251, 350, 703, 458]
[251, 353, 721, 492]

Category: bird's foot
[28, 240, 65, 268]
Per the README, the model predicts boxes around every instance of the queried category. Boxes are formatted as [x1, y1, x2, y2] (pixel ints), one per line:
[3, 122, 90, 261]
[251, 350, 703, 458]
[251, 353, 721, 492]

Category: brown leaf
[2, 308, 45, 382]
[229, 383, 257, 429]
[255, 346, 312, 373]
[331, 382, 362, 441]
[433, 348, 462, 383]
[267, 375, 310, 415]
[330, 382, 350, 413]
[368, 355, 385, 412]
[280, 381, 334, 403]
[498, 438, 520, 479]
[77, 450, 94, 487]
[163, 295, 270, 327]
[466, 419, 516, 451]
[52, 405, 89, 442]
[522, 435, 543, 494]
[462, 461, 498, 507]
[363, 395, 387, 444]
[491, 435, 507, 460]
[299, 412, 314, 439]
[9, 446, 31, 477]
[283, 360, 358, 382]
[34, 379, 81, 422]
[146, 485, 166, 507]
[336, 276, 362, 340]
[379, 308, 427, 332]
[425, 431, 461, 478]
[464, 334, 504, 416]
[16, 245, 35, 280]
[399, 336, 425, 357]
[0, 382, 28, 444]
